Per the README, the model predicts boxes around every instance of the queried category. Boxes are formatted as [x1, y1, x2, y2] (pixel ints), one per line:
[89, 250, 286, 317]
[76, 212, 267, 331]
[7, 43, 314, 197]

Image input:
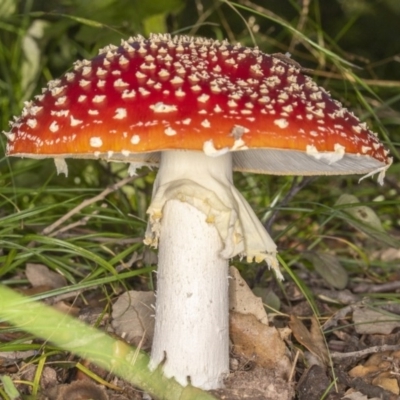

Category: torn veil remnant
[4, 34, 391, 390]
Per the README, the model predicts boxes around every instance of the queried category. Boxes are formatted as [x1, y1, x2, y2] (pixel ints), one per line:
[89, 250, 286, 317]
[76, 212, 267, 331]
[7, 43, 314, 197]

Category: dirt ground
[2, 254, 400, 400]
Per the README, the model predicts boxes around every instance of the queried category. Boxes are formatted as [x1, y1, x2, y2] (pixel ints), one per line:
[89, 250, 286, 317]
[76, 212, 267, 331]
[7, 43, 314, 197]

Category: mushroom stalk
[151, 199, 229, 389]
[145, 150, 279, 389]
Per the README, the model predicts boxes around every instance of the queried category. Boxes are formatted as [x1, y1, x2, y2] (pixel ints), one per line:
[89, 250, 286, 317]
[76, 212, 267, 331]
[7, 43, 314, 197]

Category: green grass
[0, 0, 399, 398]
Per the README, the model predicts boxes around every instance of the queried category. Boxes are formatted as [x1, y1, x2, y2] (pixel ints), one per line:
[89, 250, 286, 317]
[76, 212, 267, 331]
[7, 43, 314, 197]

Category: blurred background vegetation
[0, 0, 399, 298]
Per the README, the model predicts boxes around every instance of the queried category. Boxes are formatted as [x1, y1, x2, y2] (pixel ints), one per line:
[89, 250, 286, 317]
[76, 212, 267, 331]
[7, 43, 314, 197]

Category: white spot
[158, 69, 170, 79]
[361, 146, 372, 154]
[231, 138, 248, 151]
[70, 116, 83, 126]
[114, 78, 129, 88]
[150, 102, 177, 113]
[107, 151, 114, 158]
[55, 96, 67, 106]
[78, 95, 87, 103]
[170, 76, 184, 86]
[122, 150, 130, 157]
[138, 88, 150, 97]
[182, 118, 191, 125]
[228, 100, 238, 108]
[93, 95, 106, 103]
[4, 131, 15, 141]
[198, 94, 210, 103]
[128, 163, 139, 176]
[113, 108, 127, 119]
[27, 119, 37, 129]
[90, 137, 103, 148]
[96, 68, 107, 77]
[122, 89, 136, 99]
[372, 143, 381, 150]
[82, 66, 92, 76]
[136, 71, 146, 80]
[119, 55, 129, 66]
[310, 92, 323, 101]
[29, 106, 43, 116]
[51, 86, 66, 97]
[54, 158, 68, 176]
[175, 88, 186, 98]
[65, 72, 75, 82]
[274, 118, 289, 129]
[282, 105, 293, 113]
[79, 79, 90, 88]
[131, 135, 140, 144]
[164, 127, 177, 136]
[49, 121, 59, 132]
[306, 144, 345, 165]
[203, 140, 230, 157]
[201, 119, 211, 128]
[51, 110, 69, 117]
[191, 85, 201, 93]
[88, 109, 99, 115]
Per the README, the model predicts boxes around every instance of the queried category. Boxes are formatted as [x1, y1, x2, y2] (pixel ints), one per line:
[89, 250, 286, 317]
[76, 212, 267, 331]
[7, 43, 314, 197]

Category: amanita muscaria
[5, 34, 391, 389]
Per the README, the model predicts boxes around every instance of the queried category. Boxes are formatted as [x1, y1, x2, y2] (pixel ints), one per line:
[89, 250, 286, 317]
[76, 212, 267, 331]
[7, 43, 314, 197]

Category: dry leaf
[26, 263, 67, 289]
[229, 311, 291, 378]
[353, 308, 400, 335]
[53, 301, 80, 317]
[372, 373, 399, 395]
[111, 290, 155, 349]
[342, 391, 381, 400]
[289, 315, 329, 365]
[229, 266, 268, 324]
[348, 365, 380, 378]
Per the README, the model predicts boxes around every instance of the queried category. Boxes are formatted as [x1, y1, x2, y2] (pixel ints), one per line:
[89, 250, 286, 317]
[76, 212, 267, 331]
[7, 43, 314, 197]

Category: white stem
[145, 150, 280, 389]
[151, 199, 229, 389]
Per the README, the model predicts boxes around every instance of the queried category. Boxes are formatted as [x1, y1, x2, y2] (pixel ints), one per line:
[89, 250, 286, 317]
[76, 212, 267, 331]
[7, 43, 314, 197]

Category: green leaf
[0, 286, 217, 400]
[303, 252, 348, 290]
[21, 20, 51, 101]
[335, 194, 400, 248]
[0, 375, 20, 400]
[335, 194, 384, 232]
[0, 0, 15, 18]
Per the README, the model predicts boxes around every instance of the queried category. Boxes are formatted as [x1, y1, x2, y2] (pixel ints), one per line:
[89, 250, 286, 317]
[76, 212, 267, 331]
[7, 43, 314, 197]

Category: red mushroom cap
[5, 34, 391, 179]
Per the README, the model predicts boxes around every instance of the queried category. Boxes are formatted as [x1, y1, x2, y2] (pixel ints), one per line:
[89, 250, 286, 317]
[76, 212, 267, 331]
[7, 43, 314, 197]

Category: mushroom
[4, 34, 391, 390]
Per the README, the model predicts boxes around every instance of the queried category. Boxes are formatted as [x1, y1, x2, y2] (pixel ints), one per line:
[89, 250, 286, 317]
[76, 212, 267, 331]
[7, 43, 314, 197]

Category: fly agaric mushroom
[4, 34, 391, 390]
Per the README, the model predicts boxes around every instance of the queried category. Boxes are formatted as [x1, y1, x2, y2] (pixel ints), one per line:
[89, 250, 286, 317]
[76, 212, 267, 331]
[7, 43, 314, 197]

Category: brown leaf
[229, 312, 291, 379]
[111, 290, 155, 350]
[26, 263, 67, 289]
[372, 373, 400, 395]
[229, 266, 268, 324]
[353, 307, 400, 335]
[289, 315, 329, 365]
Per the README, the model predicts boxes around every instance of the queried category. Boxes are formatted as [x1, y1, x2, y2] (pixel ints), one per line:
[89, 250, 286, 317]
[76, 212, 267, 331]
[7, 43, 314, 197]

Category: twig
[253, 176, 315, 284]
[330, 344, 400, 360]
[353, 281, 400, 294]
[265, 176, 315, 233]
[288, 349, 300, 383]
[48, 207, 103, 237]
[42, 175, 141, 236]
[289, 0, 311, 54]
